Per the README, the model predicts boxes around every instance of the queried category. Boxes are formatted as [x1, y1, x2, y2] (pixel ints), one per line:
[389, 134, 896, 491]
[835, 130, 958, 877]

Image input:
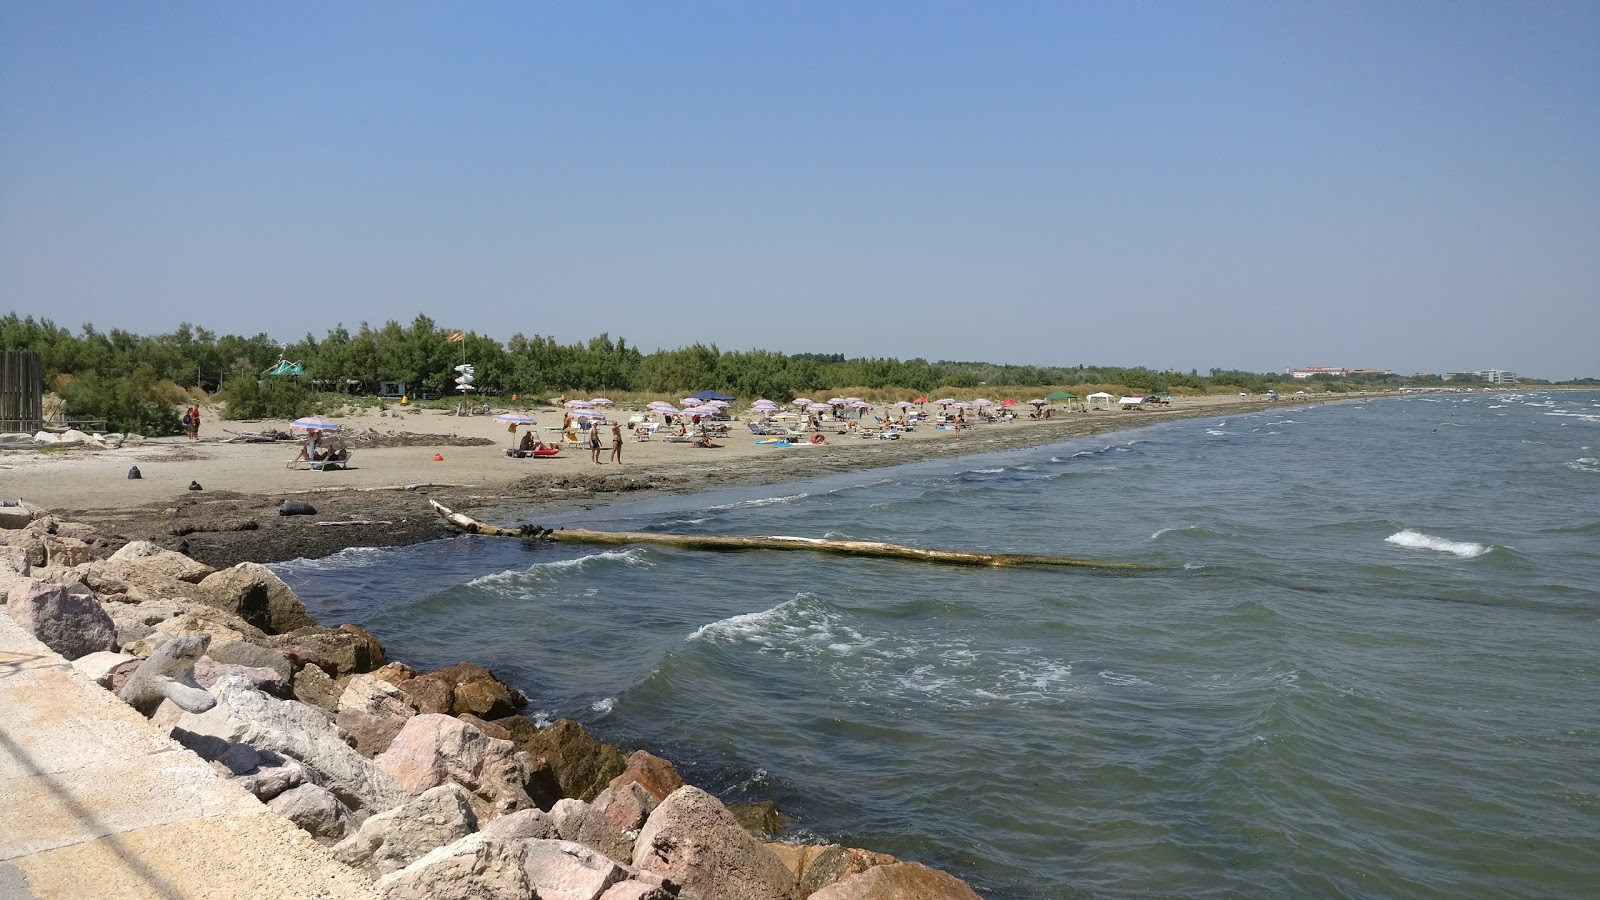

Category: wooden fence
[1, 351, 44, 432]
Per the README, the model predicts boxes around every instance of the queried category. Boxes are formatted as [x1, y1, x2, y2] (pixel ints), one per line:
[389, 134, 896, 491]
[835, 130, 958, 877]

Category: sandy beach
[4, 394, 1355, 567]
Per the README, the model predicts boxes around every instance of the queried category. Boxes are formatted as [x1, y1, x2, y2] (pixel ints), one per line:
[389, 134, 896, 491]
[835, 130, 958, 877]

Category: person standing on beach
[589, 420, 602, 464]
[609, 421, 623, 464]
[183, 405, 200, 440]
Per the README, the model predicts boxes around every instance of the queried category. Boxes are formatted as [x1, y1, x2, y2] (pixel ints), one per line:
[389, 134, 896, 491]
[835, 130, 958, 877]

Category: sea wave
[1206, 429, 1233, 436]
[705, 493, 810, 511]
[1565, 457, 1600, 474]
[1384, 529, 1490, 559]
[468, 548, 651, 587]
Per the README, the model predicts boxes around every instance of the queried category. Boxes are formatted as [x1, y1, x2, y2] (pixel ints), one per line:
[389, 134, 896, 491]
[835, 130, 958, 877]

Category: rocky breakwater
[1, 503, 985, 900]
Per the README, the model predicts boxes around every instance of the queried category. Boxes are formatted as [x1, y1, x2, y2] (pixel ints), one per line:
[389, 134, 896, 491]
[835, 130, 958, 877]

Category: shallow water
[276, 391, 1600, 898]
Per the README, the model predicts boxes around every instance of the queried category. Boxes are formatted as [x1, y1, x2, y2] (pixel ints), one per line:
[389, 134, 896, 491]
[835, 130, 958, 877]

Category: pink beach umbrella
[805, 402, 831, 412]
[972, 398, 994, 407]
[791, 398, 813, 406]
[1028, 399, 1047, 406]
[589, 398, 613, 406]
[290, 416, 340, 431]
[564, 400, 593, 409]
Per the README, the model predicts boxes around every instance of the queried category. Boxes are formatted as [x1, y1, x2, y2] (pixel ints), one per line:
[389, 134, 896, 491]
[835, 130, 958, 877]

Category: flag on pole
[446, 331, 464, 343]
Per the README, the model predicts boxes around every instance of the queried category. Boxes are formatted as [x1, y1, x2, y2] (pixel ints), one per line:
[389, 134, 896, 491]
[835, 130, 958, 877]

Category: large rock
[632, 786, 798, 900]
[120, 633, 216, 715]
[198, 562, 316, 635]
[270, 783, 355, 845]
[415, 662, 526, 720]
[375, 834, 533, 900]
[42, 534, 96, 567]
[337, 673, 421, 756]
[481, 808, 559, 842]
[807, 862, 983, 900]
[71, 650, 138, 687]
[119, 602, 270, 653]
[396, 673, 456, 715]
[376, 714, 537, 820]
[516, 718, 627, 802]
[206, 639, 292, 681]
[597, 883, 673, 900]
[172, 674, 406, 814]
[0, 544, 30, 597]
[769, 844, 902, 896]
[550, 797, 635, 865]
[6, 578, 117, 660]
[227, 747, 312, 802]
[0, 501, 36, 530]
[293, 663, 343, 715]
[521, 839, 630, 900]
[81, 555, 197, 604]
[108, 540, 215, 583]
[270, 625, 385, 677]
[195, 657, 290, 697]
[335, 783, 479, 876]
[608, 751, 685, 803]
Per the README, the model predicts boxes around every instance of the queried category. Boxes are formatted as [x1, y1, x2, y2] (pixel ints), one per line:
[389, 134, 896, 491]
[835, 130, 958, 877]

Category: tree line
[0, 311, 1551, 434]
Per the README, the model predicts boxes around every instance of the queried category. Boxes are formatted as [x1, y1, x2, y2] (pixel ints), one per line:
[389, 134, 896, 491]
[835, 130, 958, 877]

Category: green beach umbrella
[1045, 391, 1076, 401]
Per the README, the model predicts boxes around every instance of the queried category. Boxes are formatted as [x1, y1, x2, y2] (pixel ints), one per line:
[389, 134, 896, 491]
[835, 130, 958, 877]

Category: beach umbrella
[589, 398, 613, 406]
[913, 397, 930, 403]
[791, 397, 812, 406]
[1000, 399, 1019, 407]
[828, 397, 847, 404]
[751, 399, 778, 408]
[290, 416, 340, 432]
[571, 409, 605, 418]
[952, 402, 973, 410]
[1028, 399, 1047, 406]
[806, 402, 831, 412]
[706, 399, 730, 408]
[972, 398, 994, 407]
[895, 401, 914, 408]
[936, 398, 955, 405]
[680, 397, 702, 406]
[564, 400, 593, 408]
[494, 413, 537, 447]
[851, 401, 872, 408]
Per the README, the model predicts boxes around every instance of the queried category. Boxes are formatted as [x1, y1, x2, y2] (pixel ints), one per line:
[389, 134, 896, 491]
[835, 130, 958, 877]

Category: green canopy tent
[264, 360, 304, 376]
[1044, 391, 1076, 401]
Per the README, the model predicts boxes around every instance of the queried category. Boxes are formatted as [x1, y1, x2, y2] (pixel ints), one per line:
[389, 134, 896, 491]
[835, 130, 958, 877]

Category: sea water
[275, 392, 1600, 898]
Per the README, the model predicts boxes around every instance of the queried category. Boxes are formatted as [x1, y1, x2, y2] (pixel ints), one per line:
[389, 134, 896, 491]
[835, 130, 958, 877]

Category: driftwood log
[430, 499, 1166, 572]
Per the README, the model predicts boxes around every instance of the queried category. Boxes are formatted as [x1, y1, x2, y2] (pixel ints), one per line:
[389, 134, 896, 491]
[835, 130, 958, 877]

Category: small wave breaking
[1384, 529, 1490, 559]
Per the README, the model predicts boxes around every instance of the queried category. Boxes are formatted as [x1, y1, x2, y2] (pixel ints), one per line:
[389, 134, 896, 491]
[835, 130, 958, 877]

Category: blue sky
[3, 2, 1596, 378]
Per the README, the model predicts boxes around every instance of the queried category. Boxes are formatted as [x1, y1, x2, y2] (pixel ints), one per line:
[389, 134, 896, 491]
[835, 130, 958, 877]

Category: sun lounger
[506, 447, 561, 458]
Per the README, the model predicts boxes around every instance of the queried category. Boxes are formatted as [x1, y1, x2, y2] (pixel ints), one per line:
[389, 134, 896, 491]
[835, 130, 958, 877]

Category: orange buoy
[433, 453, 444, 461]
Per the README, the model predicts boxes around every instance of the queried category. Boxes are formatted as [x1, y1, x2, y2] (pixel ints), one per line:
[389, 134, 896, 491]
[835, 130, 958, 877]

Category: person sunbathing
[518, 431, 549, 453]
[692, 433, 722, 448]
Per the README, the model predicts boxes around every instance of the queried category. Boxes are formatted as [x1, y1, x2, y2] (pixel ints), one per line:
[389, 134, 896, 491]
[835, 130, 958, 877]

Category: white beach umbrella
[706, 399, 730, 408]
[936, 398, 955, 405]
[791, 397, 813, 406]
[806, 402, 831, 412]
[564, 400, 593, 408]
[589, 398, 613, 406]
[971, 398, 994, 407]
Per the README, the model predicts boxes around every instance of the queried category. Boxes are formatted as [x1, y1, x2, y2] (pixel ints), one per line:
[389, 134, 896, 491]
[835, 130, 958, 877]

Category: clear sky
[3, 2, 1596, 378]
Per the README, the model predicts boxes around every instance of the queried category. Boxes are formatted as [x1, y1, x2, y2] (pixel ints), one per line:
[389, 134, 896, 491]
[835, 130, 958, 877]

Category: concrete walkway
[0, 615, 376, 900]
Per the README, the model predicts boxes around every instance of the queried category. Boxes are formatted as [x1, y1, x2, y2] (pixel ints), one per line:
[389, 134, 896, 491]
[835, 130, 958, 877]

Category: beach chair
[663, 431, 694, 443]
[308, 450, 353, 470]
[748, 422, 774, 436]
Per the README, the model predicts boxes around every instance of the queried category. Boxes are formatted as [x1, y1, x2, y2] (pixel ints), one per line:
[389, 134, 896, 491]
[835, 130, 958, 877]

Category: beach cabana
[1086, 392, 1115, 411]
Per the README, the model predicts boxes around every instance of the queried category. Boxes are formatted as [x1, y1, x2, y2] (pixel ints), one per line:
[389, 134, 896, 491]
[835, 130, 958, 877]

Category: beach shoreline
[6, 393, 1366, 567]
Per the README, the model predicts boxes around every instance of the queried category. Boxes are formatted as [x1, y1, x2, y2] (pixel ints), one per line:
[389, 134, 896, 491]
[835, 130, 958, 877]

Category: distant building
[1286, 366, 1392, 379]
[1442, 369, 1518, 384]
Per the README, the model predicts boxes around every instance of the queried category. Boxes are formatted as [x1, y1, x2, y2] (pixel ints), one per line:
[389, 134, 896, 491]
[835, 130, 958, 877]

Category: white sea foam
[971, 467, 1005, 474]
[273, 545, 390, 573]
[688, 595, 868, 657]
[1565, 458, 1600, 474]
[591, 698, 615, 716]
[467, 549, 650, 587]
[705, 492, 810, 511]
[1098, 670, 1158, 689]
[1384, 529, 1490, 559]
[1206, 429, 1232, 436]
[1438, 422, 1466, 427]
[1150, 525, 1203, 541]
